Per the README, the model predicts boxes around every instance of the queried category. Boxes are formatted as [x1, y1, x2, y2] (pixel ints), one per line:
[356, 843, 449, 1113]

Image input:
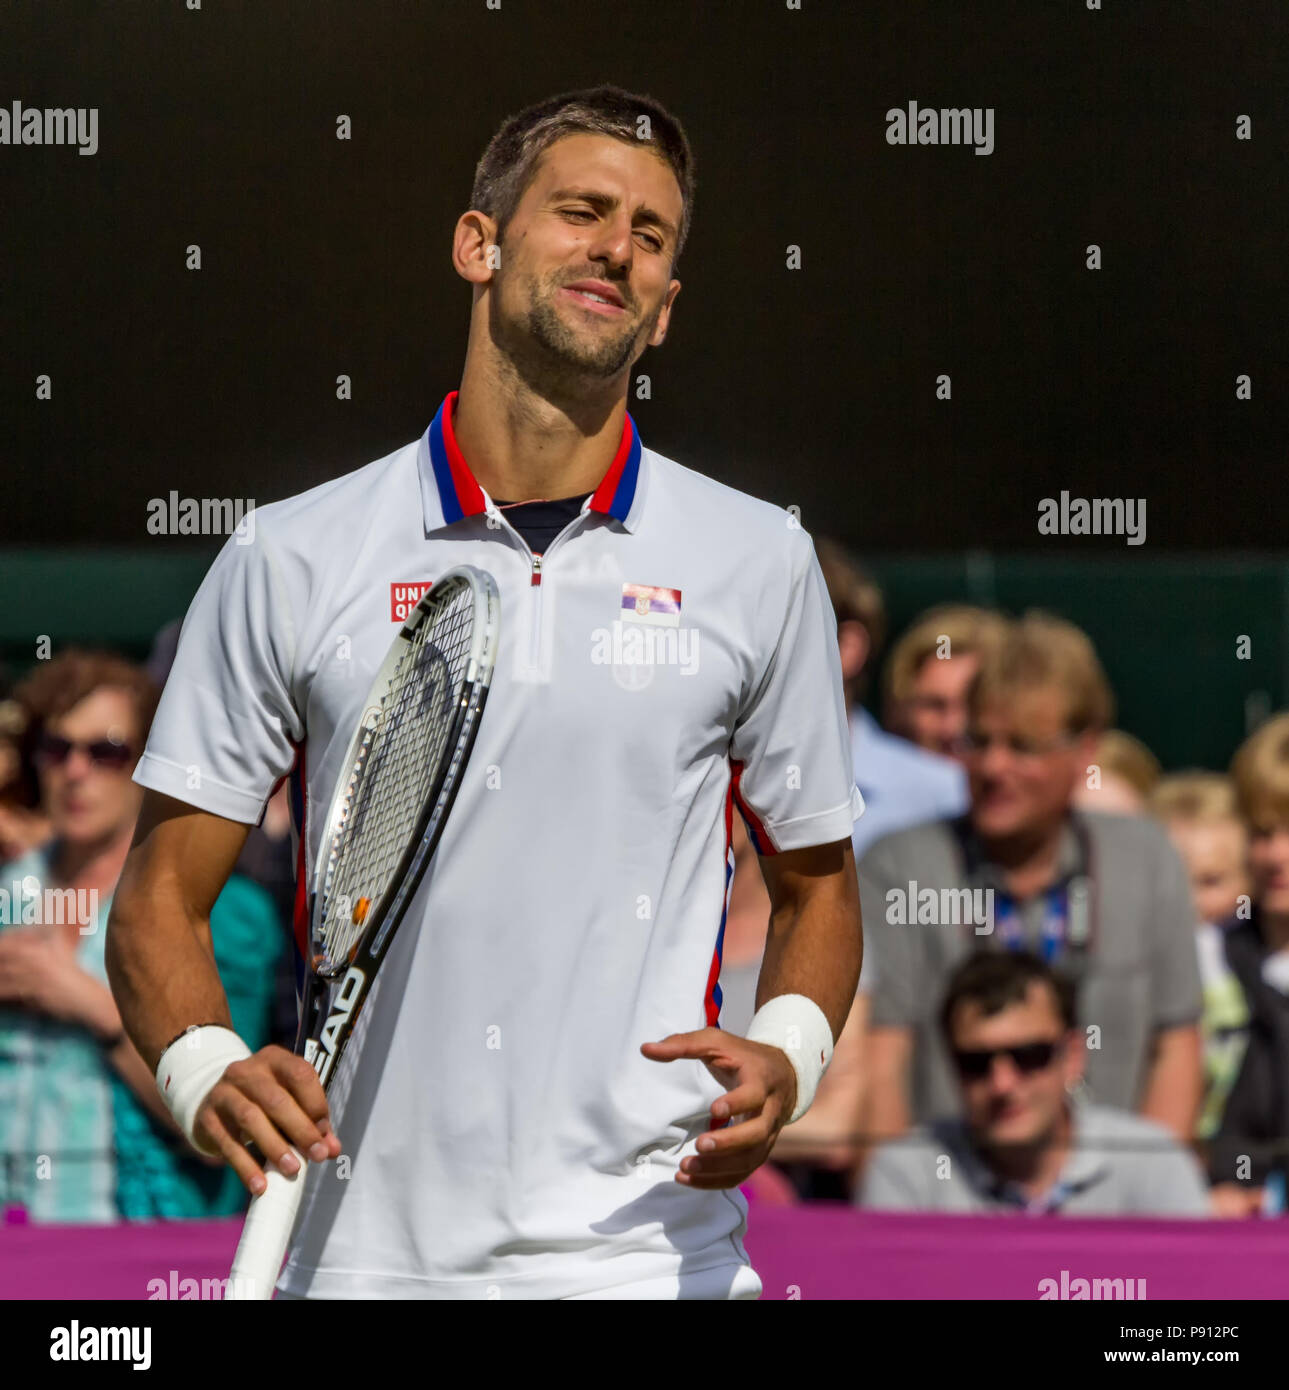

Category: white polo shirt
[136, 390, 863, 1300]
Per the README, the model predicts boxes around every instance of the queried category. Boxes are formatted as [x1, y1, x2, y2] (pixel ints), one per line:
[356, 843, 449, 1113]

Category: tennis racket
[225, 564, 500, 1300]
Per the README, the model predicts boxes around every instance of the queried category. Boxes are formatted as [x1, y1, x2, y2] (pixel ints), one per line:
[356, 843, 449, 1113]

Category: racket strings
[318, 583, 475, 965]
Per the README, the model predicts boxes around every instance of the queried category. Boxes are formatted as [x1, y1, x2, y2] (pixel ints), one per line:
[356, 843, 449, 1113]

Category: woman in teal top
[0, 843, 283, 1220]
[0, 649, 287, 1222]
[111, 872, 283, 1219]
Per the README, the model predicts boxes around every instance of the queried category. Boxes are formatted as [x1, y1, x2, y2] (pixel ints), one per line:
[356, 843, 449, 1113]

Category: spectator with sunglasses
[859, 613, 1202, 1155]
[0, 650, 281, 1220]
[859, 951, 1210, 1215]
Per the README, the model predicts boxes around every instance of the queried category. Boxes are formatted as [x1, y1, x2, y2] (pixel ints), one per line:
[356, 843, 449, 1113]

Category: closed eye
[560, 208, 665, 252]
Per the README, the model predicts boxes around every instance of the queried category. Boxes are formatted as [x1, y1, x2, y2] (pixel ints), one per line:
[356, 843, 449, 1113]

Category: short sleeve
[729, 529, 863, 853]
[134, 528, 303, 824]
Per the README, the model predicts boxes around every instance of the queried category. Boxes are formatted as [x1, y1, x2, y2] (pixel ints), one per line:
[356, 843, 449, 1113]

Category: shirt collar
[959, 813, 1088, 895]
[954, 1099, 1109, 1211]
[418, 390, 646, 535]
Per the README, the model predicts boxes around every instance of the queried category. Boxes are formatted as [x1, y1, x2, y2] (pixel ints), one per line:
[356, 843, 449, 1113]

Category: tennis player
[106, 85, 863, 1300]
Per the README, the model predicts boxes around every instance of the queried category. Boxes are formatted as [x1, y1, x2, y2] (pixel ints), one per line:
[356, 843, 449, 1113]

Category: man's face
[484, 133, 683, 388]
[949, 982, 1081, 1149]
[35, 687, 143, 846]
[1248, 821, 1289, 917]
[966, 685, 1092, 842]
[1166, 817, 1250, 926]
[902, 653, 978, 759]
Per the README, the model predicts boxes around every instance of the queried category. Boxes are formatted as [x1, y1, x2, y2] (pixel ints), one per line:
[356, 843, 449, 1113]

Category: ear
[837, 620, 870, 685]
[452, 210, 501, 287]
[647, 278, 682, 348]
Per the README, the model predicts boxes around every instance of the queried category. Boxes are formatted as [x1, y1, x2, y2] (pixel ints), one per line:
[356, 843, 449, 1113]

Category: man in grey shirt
[860, 950, 1211, 1216]
[860, 613, 1202, 1144]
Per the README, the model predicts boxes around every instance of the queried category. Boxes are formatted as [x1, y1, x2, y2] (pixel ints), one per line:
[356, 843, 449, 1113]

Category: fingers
[263, 1047, 341, 1155]
[197, 1107, 280, 1196]
[195, 1046, 341, 1195]
[672, 1101, 776, 1191]
[677, 1139, 771, 1190]
[640, 1028, 723, 1061]
[646, 1031, 799, 1188]
[676, 1071, 796, 1190]
[694, 1110, 776, 1161]
[710, 1079, 774, 1125]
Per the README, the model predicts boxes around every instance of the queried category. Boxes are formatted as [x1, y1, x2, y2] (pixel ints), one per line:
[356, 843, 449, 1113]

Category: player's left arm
[641, 837, 862, 1190]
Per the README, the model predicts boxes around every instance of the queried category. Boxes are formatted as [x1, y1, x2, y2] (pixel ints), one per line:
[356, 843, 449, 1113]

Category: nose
[587, 214, 634, 276]
[60, 747, 96, 778]
[976, 737, 1012, 777]
[988, 1053, 1021, 1090]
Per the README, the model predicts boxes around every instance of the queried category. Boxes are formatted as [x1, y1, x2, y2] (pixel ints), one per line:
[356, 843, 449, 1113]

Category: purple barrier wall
[2, 1205, 1287, 1300]
[743, 1204, 1289, 1300]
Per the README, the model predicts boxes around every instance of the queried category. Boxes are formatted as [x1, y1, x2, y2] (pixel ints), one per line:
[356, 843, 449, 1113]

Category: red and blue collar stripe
[587, 410, 641, 522]
[426, 390, 642, 525]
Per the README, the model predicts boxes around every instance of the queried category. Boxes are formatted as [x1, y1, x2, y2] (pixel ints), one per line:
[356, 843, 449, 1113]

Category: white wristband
[745, 994, 834, 1124]
[155, 1025, 252, 1155]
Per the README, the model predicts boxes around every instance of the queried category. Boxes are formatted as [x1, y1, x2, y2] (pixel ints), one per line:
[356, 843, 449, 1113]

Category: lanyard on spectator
[993, 886, 1068, 962]
[989, 1175, 1085, 1214]
[954, 814, 1096, 964]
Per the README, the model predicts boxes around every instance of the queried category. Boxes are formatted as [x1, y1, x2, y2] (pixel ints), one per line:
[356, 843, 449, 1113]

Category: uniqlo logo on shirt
[390, 581, 433, 622]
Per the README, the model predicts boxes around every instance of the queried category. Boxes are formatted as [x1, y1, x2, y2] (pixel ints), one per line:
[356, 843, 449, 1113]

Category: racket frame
[225, 563, 499, 1300]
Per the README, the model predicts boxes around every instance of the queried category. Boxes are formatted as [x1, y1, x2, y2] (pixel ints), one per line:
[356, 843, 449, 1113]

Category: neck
[452, 344, 627, 502]
[979, 1103, 1072, 1195]
[978, 816, 1066, 893]
[51, 826, 133, 890]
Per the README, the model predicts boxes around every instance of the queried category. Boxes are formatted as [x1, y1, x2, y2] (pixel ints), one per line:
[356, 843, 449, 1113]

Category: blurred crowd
[722, 539, 1289, 1220]
[2, 540, 1288, 1224]
[0, 642, 297, 1221]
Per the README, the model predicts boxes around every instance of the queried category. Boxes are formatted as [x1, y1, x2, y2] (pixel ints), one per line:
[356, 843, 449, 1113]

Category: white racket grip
[225, 1150, 307, 1301]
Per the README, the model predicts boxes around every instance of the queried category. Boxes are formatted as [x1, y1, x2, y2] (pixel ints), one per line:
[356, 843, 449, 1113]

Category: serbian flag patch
[622, 583, 681, 627]
[391, 580, 433, 622]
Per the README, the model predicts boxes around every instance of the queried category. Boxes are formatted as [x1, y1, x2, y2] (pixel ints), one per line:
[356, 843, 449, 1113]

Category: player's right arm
[105, 788, 341, 1195]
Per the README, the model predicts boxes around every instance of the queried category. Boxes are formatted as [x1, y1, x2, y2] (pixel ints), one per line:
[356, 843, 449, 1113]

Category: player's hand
[194, 1045, 343, 1196]
[641, 1027, 798, 1190]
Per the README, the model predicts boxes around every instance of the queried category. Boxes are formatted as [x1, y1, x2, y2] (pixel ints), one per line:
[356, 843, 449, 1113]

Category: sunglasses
[961, 730, 1081, 759]
[952, 1039, 1063, 1079]
[35, 733, 136, 771]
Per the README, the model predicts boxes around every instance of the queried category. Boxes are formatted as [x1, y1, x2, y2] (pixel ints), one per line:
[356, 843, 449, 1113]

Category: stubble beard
[493, 267, 656, 394]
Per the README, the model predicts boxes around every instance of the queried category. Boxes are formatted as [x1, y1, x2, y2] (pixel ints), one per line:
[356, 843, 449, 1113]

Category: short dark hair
[938, 949, 1077, 1041]
[470, 85, 696, 268]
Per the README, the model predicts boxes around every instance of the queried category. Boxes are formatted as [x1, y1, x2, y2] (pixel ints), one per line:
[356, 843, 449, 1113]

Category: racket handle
[225, 1149, 307, 1301]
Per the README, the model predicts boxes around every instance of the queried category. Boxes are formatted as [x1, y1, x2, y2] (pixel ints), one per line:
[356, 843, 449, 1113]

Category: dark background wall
[1, 0, 1286, 767]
